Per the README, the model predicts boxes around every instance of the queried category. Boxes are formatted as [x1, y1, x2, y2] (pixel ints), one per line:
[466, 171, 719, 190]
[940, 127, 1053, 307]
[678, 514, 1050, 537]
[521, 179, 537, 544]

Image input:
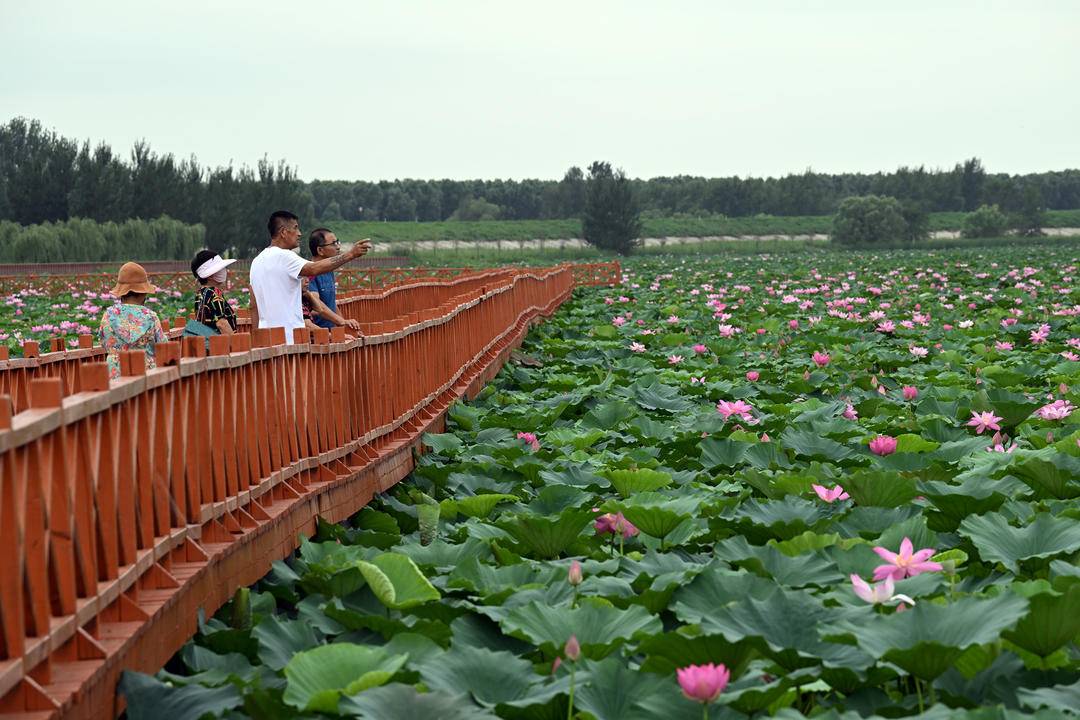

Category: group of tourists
[99, 210, 371, 379]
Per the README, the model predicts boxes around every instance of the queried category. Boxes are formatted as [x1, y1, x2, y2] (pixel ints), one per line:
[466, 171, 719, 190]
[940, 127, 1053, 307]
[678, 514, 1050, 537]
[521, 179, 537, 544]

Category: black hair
[190, 249, 217, 285]
[267, 210, 299, 239]
[308, 228, 333, 257]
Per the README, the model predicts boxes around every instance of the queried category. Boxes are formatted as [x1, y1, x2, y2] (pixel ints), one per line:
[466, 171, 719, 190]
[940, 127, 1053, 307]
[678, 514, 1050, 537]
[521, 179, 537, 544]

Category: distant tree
[321, 199, 343, 220]
[962, 204, 1009, 238]
[382, 187, 417, 221]
[1014, 184, 1045, 236]
[449, 197, 501, 221]
[582, 161, 642, 255]
[900, 200, 930, 244]
[556, 166, 587, 217]
[830, 195, 907, 247]
[960, 157, 985, 212]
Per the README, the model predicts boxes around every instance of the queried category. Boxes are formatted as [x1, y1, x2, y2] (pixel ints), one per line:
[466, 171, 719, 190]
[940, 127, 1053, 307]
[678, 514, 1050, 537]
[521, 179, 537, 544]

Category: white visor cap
[196, 255, 237, 279]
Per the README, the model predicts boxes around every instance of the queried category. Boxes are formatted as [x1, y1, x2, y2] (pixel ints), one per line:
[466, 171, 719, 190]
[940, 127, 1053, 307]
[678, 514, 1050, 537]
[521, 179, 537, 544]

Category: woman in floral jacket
[99, 262, 166, 379]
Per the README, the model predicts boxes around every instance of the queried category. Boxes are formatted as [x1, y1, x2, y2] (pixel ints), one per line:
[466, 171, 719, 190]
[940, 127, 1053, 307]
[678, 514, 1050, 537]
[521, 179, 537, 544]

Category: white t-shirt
[249, 245, 309, 343]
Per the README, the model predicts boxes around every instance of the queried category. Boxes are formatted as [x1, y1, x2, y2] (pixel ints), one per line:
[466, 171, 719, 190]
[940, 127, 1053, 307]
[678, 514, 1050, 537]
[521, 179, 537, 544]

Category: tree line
[3, 116, 1080, 256]
[0, 216, 204, 263]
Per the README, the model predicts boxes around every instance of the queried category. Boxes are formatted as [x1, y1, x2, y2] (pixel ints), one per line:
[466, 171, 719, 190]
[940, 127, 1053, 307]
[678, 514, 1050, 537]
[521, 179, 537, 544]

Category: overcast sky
[3, 1, 1077, 181]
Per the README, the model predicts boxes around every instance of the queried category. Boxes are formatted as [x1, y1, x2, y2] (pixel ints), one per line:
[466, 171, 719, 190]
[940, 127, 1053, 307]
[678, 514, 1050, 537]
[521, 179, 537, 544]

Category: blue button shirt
[309, 272, 337, 329]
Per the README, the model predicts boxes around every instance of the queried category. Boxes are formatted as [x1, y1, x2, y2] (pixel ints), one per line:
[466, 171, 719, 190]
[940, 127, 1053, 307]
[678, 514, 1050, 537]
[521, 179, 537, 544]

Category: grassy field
[325, 209, 1080, 244]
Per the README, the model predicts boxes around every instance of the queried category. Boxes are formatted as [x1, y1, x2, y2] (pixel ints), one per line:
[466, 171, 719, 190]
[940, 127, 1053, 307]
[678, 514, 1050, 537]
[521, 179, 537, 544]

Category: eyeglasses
[319, 240, 341, 248]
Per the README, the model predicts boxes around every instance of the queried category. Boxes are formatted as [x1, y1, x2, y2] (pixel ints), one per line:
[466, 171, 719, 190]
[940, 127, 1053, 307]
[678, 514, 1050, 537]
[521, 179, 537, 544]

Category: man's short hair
[190, 249, 217, 284]
[308, 228, 333, 256]
[267, 210, 299, 238]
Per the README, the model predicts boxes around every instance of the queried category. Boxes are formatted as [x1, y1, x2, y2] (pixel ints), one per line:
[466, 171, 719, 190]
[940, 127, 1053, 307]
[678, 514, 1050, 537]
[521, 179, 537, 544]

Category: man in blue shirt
[307, 228, 362, 333]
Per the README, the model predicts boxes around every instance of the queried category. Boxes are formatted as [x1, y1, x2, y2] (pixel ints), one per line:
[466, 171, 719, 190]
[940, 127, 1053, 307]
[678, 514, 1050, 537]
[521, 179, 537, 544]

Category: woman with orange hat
[99, 262, 167, 379]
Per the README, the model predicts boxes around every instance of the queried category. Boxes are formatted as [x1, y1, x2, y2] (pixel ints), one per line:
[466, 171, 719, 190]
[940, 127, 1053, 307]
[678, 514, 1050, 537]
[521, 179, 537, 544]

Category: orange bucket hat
[110, 262, 158, 297]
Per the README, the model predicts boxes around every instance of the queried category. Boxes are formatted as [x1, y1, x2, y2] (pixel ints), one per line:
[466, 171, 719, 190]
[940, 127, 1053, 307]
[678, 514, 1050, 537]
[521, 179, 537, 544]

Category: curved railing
[0, 261, 618, 719]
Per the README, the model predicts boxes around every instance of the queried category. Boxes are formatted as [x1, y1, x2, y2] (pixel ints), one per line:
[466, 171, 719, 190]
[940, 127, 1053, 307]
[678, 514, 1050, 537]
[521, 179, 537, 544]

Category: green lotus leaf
[602, 493, 701, 541]
[338, 683, 498, 719]
[714, 536, 844, 587]
[416, 643, 548, 707]
[421, 432, 464, 454]
[573, 656, 669, 720]
[283, 643, 408, 712]
[603, 468, 673, 497]
[837, 594, 1029, 680]
[633, 380, 693, 413]
[498, 598, 661, 658]
[498, 508, 594, 559]
[894, 434, 940, 453]
[730, 496, 835, 539]
[1002, 579, 1080, 657]
[526, 484, 591, 515]
[1012, 451, 1080, 499]
[779, 428, 857, 461]
[1017, 678, 1080, 715]
[581, 400, 639, 429]
[699, 438, 752, 469]
[671, 565, 777, 624]
[357, 552, 441, 609]
[841, 469, 918, 507]
[447, 493, 519, 519]
[699, 588, 873, 672]
[972, 388, 1039, 428]
[539, 465, 611, 489]
[118, 671, 243, 720]
[447, 557, 558, 596]
[252, 614, 322, 671]
[958, 512, 1080, 573]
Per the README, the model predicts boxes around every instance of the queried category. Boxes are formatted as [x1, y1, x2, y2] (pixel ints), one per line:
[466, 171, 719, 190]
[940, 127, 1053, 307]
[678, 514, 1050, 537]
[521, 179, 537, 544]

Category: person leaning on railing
[99, 262, 166, 379]
[190, 250, 238, 335]
[249, 210, 372, 344]
[306, 227, 361, 334]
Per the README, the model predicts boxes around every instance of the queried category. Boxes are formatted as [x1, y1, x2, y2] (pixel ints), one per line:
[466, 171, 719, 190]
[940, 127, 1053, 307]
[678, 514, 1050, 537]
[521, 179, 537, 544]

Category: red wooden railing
[0, 261, 618, 719]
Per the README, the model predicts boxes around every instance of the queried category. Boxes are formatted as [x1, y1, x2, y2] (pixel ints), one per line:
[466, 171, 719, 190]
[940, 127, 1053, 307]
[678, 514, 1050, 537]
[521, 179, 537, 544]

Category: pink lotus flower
[967, 410, 1003, 434]
[850, 574, 916, 607]
[745, 371, 759, 382]
[516, 432, 541, 451]
[594, 512, 639, 539]
[872, 537, 943, 581]
[716, 399, 755, 422]
[876, 320, 895, 333]
[842, 404, 859, 421]
[909, 345, 928, 358]
[812, 351, 830, 367]
[611, 316, 626, 327]
[868, 435, 897, 456]
[629, 342, 646, 353]
[1035, 399, 1075, 421]
[676, 663, 730, 704]
[902, 386, 918, 401]
[812, 484, 849, 502]
[668, 355, 684, 365]
[667, 315, 681, 324]
[994, 341, 1013, 351]
[692, 344, 708, 354]
[788, 319, 799, 330]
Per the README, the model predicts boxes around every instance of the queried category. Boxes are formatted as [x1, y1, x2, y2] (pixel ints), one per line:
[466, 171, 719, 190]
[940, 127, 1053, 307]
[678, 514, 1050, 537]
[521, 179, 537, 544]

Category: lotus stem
[567, 665, 576, 719]
[915, 676, 924, 713]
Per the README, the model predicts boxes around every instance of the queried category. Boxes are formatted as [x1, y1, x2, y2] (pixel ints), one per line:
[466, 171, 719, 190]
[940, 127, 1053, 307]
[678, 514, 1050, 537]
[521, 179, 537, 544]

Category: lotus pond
[122, 248, 1080, 719]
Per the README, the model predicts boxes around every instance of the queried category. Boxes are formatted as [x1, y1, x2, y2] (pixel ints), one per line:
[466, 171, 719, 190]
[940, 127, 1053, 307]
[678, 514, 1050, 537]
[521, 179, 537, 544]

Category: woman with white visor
[190, 250, 238, 335]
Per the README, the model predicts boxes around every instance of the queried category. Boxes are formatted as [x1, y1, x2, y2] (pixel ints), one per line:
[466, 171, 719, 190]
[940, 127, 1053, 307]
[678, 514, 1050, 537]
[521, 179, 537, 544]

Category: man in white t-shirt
[249, 210, 372, 343]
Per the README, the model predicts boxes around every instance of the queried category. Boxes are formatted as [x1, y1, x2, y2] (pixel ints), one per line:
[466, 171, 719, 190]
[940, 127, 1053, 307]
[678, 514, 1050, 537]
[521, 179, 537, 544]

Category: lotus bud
[564, 634, 581, 662]
[568, 560, 583, 586]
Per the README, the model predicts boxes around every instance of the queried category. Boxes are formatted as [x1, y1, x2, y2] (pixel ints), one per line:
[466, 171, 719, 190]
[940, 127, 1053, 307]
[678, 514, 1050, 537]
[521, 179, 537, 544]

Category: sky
[2, 0, 1078, 182]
